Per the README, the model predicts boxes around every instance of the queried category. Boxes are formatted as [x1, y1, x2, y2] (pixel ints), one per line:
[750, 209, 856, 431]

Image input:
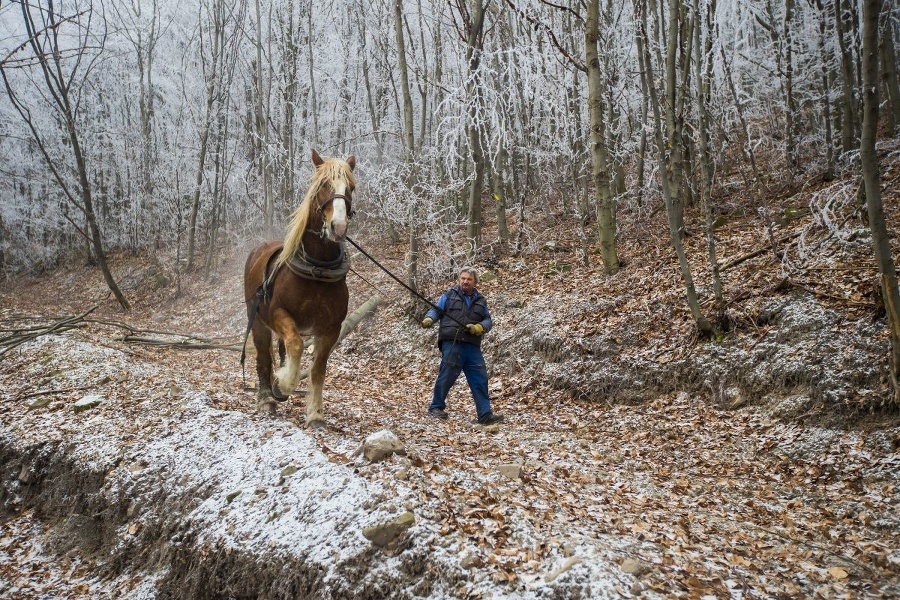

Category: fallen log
[0, 306, 98, 357]
[294, 295, 382, 382]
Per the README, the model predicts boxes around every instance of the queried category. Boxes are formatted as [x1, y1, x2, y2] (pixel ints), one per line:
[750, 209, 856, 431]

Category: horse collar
[287, 243, 350, 282]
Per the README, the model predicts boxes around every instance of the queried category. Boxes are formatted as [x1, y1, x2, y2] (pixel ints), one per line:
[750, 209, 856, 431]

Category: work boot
[427, 408, 449, 420]
[476, 412, 504, 425]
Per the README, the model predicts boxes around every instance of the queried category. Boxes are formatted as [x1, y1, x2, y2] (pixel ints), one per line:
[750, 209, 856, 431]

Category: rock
[621, 557, 647, 576]
[73, 394, 102, 413]
[546, 556, 582, 582]
[362, 511, 415, 547]
[362, 430, 405, 462]
[497, 463, 522, 480]
[28, 397, 52, 410]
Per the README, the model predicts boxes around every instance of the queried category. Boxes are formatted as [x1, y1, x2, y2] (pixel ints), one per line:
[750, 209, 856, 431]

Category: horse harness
[239, 242, 350, 382]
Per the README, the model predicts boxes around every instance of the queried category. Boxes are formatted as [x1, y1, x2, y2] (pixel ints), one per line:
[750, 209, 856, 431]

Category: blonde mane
[275, 157, 355, 270]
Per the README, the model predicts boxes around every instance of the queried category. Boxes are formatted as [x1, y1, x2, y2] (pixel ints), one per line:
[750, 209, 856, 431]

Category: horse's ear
[346, 155, 356, 171]
[312, 149, 324, 167]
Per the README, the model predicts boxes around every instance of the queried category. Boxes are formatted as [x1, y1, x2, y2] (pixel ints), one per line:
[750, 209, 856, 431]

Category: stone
[28, 397, 52, 410]
[362, 511, 415, 547]
[498, 463, 523, 480]
[362, 430, 405, 462]
[621, 558, 647, 576]
[73, 394, 102, 413]
[546, 556, 582, 582]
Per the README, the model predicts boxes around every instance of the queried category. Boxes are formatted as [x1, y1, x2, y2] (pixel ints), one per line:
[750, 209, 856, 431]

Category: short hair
[459, 266, 479, 284]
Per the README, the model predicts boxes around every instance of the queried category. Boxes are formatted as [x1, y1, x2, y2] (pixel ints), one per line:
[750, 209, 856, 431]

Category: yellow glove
[422, 317, 434, 328]
[466, 323, 484, 336]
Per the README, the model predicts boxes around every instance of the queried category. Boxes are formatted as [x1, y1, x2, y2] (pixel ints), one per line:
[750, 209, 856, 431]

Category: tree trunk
[394, 0, 419, 294]
[635, 0, 715, 338]
[663, 0, 685, 236]
[586, 0, 618, 274]
[835, 0, 859, 153]
[73, 121, 131, 311]
[783, 0, 798, 186]
[463, 0, 488, 260]
[492, 147, 511, 243]
[187, 1, 223, 272]
[279, 0, 299, 219]
[253, 0, 275, 237]
[307, 6, 319, 147]
[815, 0, 836, 180]
[693, 0, 723, 307]
[880, 14, 900, 135]
[860, 0, 900, 404]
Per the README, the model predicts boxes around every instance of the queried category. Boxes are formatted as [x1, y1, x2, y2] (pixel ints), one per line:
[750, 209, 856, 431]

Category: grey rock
[362, 511, 415, 547]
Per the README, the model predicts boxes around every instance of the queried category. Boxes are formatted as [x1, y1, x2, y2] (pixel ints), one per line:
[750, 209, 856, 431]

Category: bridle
[312, 190, 355, 239]
[315, 191, 355, 218]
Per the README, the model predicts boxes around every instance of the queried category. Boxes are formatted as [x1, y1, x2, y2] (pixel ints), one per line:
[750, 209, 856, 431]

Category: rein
[346, 236, 469, 328]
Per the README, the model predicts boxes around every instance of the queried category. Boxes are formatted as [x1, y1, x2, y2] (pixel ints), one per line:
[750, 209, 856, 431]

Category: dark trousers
[429, 341, 492, 419]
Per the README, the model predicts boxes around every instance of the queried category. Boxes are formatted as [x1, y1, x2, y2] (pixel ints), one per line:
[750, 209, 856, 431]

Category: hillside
[1, 154, 899, 598]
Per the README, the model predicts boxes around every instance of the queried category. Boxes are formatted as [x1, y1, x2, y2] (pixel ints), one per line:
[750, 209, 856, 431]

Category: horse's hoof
[256, 397, 277, 416]
[307, 418, 326, 429]
[272, 380, 290, 401]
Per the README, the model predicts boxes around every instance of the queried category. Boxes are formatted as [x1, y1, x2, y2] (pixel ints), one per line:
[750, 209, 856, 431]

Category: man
[421, 267, 504, 425]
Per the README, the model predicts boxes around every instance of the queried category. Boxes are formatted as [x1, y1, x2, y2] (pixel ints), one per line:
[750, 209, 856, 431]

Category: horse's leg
[271, 309, 303, 401]
[306, 331, 338, 428]
[277, 339, 286, 367]
[251, 323, 277, 415]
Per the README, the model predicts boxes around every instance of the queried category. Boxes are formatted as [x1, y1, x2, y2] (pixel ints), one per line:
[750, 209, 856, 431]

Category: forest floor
[2, 156, 900, 598]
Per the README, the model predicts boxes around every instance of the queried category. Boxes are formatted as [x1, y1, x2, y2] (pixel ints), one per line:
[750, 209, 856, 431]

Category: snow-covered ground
[1, 333, 639, 599]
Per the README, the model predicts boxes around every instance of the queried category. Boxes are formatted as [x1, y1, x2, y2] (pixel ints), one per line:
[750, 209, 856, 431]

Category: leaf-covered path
[2, 175, 899, 597]
[265, 348, 900, 599]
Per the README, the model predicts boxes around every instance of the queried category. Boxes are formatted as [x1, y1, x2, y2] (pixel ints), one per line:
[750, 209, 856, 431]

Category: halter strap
[316, 192, 353, 216]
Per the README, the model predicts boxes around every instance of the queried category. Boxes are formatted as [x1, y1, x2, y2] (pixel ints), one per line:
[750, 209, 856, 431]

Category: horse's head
[312, 149, 356, 243]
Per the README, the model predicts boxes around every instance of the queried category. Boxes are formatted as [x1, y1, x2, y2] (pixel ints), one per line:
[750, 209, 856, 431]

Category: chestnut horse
[243, 149, 355, 426]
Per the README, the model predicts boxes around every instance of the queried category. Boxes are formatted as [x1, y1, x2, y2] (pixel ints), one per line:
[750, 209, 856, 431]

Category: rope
[346, 236, 469, 328]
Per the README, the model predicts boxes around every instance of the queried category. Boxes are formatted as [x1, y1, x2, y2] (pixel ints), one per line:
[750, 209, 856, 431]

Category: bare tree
[393, 0, 421, 293]
[454, 0, 490, 259]
[1, 0, 130, 310]
[185, 0, 245, 270]
[880, 9, 900, 135]
[586, 0, 618, 274]
[635, 0, 716, 338]
[860, 0, 900, 404]
[693, 0, 723, 308]
[835, 0, 860, 153]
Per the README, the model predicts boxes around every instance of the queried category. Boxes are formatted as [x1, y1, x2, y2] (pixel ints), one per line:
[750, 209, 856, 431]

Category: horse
[243, 149, 356, 426]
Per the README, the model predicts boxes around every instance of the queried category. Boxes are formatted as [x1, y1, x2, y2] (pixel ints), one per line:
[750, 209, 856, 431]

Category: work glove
[421, 317, 434, 328]
[466, 323, 484, 336]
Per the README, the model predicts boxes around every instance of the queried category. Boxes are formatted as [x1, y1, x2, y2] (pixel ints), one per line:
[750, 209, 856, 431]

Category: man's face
[459, 271, 476, 294]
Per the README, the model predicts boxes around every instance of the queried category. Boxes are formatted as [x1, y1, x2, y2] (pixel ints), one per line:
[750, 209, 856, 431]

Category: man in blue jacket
[421, 267, 504, 425]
